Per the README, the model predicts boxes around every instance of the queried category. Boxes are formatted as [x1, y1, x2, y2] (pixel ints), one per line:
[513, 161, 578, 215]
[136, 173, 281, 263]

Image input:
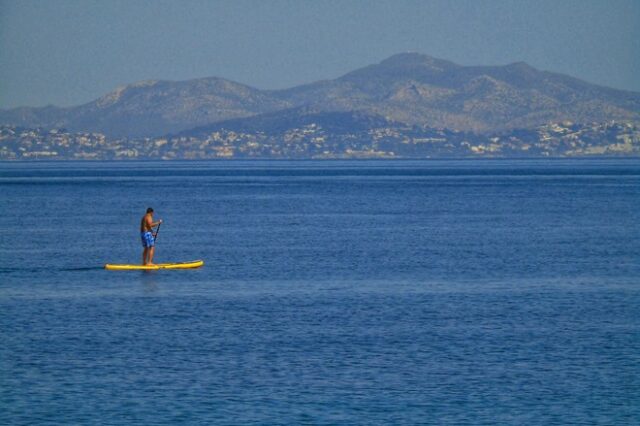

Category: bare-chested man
[140, 207, 162, 265]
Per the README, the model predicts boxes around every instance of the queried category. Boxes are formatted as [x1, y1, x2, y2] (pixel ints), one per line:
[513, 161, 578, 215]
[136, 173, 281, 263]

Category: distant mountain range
[2, 53, 639, 138]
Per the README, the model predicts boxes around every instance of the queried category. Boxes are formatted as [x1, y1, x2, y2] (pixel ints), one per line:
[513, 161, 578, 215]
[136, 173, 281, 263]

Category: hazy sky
[1, 0, 639, 108]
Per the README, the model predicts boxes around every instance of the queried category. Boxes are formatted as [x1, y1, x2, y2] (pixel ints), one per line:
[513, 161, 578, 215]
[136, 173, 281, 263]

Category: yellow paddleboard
[104, 260, 204, 271]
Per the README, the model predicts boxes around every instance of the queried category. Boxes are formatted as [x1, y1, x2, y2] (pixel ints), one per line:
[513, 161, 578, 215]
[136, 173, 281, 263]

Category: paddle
[153, 221, 162, 242]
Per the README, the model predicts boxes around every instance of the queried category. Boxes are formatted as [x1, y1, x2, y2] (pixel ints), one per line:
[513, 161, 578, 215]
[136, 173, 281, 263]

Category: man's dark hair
[146, 207, 154, 213]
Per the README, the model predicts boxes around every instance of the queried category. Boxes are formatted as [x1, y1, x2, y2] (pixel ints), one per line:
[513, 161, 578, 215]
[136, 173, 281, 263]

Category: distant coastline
[1, 121, 638, 160]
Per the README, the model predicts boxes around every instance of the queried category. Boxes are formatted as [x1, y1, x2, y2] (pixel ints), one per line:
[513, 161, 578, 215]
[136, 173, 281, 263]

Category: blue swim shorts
[141, 231, 155, 248]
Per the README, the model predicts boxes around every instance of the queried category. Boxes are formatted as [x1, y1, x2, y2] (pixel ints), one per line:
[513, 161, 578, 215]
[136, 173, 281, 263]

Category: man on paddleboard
[141, 207, 162, 265]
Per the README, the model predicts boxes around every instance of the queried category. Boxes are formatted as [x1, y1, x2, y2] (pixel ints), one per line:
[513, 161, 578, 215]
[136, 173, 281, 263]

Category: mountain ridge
[1, 53, 639, 137]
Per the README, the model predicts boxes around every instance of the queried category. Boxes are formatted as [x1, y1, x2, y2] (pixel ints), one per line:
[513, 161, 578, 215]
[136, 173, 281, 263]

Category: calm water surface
[1, 160, 639, 424]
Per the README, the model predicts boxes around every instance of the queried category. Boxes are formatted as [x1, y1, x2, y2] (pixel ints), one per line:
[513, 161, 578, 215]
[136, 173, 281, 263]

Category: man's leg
[148, 246, 155, 265]
[143, 247, 149, 265]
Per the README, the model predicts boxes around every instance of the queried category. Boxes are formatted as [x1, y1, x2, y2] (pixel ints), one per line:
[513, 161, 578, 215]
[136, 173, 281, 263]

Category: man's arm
[145, 216, 163, 229]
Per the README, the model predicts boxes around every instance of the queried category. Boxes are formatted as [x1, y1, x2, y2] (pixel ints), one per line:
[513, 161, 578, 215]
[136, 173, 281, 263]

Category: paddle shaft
[154, 222, 162, 242]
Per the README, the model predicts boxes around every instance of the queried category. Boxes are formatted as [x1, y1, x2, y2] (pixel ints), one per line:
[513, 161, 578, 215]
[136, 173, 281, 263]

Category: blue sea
[1, 159, 639, 425]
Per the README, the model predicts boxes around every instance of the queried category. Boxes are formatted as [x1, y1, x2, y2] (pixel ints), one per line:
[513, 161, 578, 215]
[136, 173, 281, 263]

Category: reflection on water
[141, 270, 160, 292]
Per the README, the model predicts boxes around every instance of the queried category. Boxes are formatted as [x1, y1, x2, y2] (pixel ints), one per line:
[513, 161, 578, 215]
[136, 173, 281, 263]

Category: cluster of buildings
[1, 121, 638, 160]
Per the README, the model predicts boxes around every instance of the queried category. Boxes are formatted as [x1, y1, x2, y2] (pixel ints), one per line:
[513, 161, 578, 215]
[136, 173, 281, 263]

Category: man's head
[146, 207, 154, 214]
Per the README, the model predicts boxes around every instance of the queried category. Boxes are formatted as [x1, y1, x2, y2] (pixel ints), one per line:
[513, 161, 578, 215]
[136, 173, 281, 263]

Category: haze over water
[1, 160, 639, 424]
